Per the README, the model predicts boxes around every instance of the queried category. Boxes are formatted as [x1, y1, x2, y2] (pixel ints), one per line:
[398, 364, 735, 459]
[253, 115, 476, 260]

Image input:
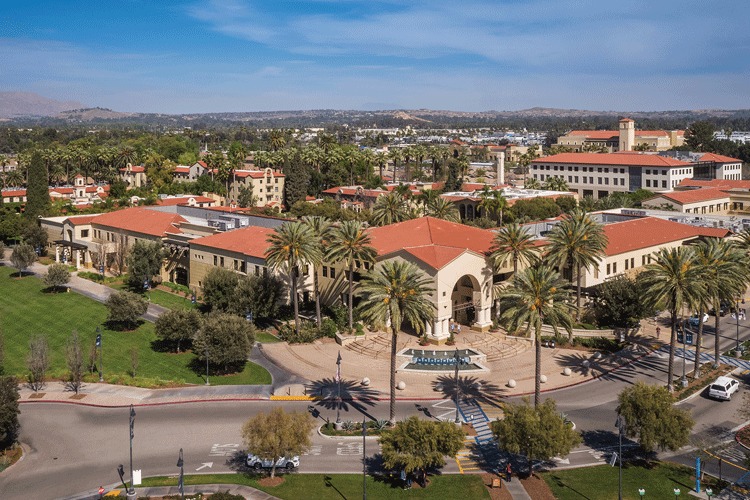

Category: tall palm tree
[543, 176, 569, 192]
[546, 211, 607, 322]
[490, 222, 539, 278]
[692, 239, 746, 376]
[371, 191, 411, 226]
[300, 215, 332, 327]
[498, 263, 574, 407]
[388, 148, 403, 183]
[265, 221, 322, 335]
[524, 177, 541, 190]
[478, 187, 508, 224]
[357, 260, 434, 422]
[641, 247, 705, 392]
[424, 197, 460, 222]
[374, 151, 388, 180]
[326, 220, 377, 332]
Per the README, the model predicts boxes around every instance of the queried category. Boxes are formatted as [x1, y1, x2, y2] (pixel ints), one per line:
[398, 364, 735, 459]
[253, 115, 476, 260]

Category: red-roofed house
[556, 118, 684, 152]
[156, 195, 217, 207]
[119, 164, 147, 188]
[227, 168, 285, 208]
[172, 161, 208, 183]
[321, 186, 388, 209]
[692, 152, 743, 181]
[641, 188, 732, 214]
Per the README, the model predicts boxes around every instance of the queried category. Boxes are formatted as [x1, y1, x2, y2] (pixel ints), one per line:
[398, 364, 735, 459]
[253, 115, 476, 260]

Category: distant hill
[0, 91, 86, 118]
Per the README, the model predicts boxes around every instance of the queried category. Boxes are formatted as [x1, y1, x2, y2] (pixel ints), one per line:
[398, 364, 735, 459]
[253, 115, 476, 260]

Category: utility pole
[96, 327, 103, 382]
[128, 405, 136, 498]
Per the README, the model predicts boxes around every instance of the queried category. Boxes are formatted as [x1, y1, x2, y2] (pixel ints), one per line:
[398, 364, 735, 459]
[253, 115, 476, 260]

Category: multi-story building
[227, 168, 285, 208]
[555, 118, 684, 152]
[173, 161, 208, 183]
[118, 164, 147, 188]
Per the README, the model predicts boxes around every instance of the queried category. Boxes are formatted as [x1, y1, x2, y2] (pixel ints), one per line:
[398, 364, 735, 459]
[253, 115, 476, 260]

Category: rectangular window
[575, 176, 579, 183]
[220, 257, 224, 267]
[234, 259, 238, 270]
[255, 265, 260, 276]
[631, 258, 635, 268]
[81, 229, 89, 238]
[330, 267, 336, 279]
[642, 255, 647, 266]
[646, 179, 651, 187]
[214, 255, 218, 266]
[625, 259, 629, 270]
[613, 262, 617, 273]
[607, 263, 611, 275]
[605, 178, 609, 185]
[322, 266, 328, 278]
[590, 177, 594, 184]
[662, 180, 667, 188]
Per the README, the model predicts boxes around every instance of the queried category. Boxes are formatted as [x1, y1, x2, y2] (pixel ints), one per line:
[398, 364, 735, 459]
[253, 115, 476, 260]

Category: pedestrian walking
[656, 326, 661, 338]
[457, 324, 462, 335]
[506, 462, 512, 482]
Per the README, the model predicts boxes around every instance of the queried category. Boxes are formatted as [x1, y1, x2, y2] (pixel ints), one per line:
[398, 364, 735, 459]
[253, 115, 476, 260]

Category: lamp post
[638, 488, 645, 499]
[335, 351, 342, 425]
[615, 415, 624, 500]
[454, 348, 461, 424]
[673, 488, 680, 497]
[128, 405, 136, 498]
[680, 322, 688, 388]
[362, 416, 367, 500]
[96, 327, 103, 382]
[176, 448, 184, 500]
[705, 488, 713, 499]
[205, 344, 209, 386]
[736, 295, 741, 358]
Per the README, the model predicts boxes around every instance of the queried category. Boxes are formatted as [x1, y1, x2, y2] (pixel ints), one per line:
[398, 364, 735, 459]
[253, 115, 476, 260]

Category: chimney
[496, 152, 505, 187]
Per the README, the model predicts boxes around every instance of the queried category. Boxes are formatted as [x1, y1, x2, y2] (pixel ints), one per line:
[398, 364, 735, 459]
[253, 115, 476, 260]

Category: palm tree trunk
[534, 327, 542, 408]
[667, 309, 677, 392]
[292, 267, 300, 335]
[694, 307, 705, 378]
[575, 262, 582, 323]
[390, 324, 397, 423]
[714, 312, 721, 368]
[348, 262, 354, 332]
[314, 267, 321, 327]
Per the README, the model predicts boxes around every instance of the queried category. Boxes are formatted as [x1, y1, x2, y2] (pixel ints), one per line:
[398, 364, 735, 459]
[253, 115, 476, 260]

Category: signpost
[695, 456, 701, 493]
[96, 327, 103, 382]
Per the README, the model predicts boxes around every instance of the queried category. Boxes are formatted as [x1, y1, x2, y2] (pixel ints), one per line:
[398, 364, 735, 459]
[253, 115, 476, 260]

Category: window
[625, 259, 629, 270]
[613, 262, 617, 273]
[81, 229, 89, 238]
[646, 180, 651, 187]
[607, 263, 611, 275]
[630, 258, 634, 268]
[662, 180, 667, 188]
[213, 255, 218, 266]
[604, 178, 609, 185]
[220, 257, 224, 267]
[642, 255, 647, 266]
[255, 265, 260, 276]
[234, 259, 238, 270]
[330, 267, 336, 279]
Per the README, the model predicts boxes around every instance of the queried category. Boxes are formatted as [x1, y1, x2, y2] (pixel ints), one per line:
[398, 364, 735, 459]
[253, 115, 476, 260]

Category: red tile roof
[367, 217, 495, 269]
[1, 189, 26, 197]
[652, 188, 730, 205]
[190, 225, 275, 259]
[119, 165, 146, 173]
[234, 169, 285, 179]
[90, 207, 187, 237]
[156, 196, 215, 206]
[698, 152, 742, 163]
[677, 178, 750, 190]
[67, 215, 97, 226]
[322, 186, 387, 197]
[533, 152, 691, 167]
[565, 130, 670, 139]
[603, 217, 730, 256]
[174, 166, 190, 173]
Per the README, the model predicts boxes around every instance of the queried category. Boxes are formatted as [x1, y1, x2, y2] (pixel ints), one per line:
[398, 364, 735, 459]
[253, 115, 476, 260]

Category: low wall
[539, 323, 641, 339]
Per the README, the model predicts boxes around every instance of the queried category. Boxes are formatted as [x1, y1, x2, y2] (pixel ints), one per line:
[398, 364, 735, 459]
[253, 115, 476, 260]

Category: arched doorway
[451, 274, 481, 325]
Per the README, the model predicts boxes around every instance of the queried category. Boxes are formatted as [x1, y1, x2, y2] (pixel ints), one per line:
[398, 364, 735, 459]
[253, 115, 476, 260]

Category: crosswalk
[657, 345, 750, 371]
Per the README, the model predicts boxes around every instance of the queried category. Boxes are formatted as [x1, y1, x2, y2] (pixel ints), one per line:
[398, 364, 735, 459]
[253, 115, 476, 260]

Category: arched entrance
[451, 274, 481, 325]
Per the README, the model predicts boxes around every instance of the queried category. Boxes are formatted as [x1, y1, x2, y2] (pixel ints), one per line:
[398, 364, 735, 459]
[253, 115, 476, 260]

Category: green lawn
[141, 473, 489, 500]
[542, 462, 723, 500]
[0, 265, 270, 387]
[147, 288, 197, 311]
[255, 331, 281, 343]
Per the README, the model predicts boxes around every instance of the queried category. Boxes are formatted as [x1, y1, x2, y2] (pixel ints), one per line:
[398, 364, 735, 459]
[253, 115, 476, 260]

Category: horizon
[3, 1, 750, 114]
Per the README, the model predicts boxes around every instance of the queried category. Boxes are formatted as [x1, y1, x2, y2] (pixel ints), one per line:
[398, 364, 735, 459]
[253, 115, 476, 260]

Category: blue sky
[2, 0, 750, 113]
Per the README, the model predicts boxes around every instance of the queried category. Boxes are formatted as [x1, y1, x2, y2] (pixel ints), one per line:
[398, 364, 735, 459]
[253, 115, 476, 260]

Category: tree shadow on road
[307, 377, 381, 421]
[431, 374, 507, 408]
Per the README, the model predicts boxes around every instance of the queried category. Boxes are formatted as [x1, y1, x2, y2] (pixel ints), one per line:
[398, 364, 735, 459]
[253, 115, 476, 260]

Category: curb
[316, 425, 380, 440]
[270, 395, 317, 401]
[19, 397, 269, 408]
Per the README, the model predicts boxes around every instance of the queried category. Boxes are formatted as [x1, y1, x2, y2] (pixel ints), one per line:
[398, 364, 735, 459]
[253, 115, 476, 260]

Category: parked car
[688, 313, 709, 326]
[709, 302, 731, 316]
[246, 454, 299, 470]
[708, 376, 739, 401]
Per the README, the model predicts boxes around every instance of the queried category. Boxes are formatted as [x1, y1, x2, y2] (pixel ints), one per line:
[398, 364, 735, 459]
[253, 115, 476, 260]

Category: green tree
[590, 275, 654, 328]
[155, 309, 203, 353]
[237, 185, 256, 208]
[194, 312, 254, 374]
[478, 187, 508, 224]
[543, 176, 569, 192]
[379, 416, 465, 474]
[282, 153, 311, 209]
[424, 197, 460, 223]
[300, 216, 332, 327]
[43, 263, 71, 291]
[22, 222, 48, 254]
[65, 330, 84, 395]
[492, 398, 581, 469]
[524, 177, 541, 190]
[509, 196, 560, 222]
[357, 261, 434, 422]
[231, 273, 285, 322]
[126, 240, 164, 291]
[105, 290, 148, 329]
[241, 407, 314, 478]
[26, 334, 49, 392]
[202, 267, 240, 312]
[10, 243, 37, 275]
[0, 376, 20, 446]
[640, 247, 704, 392]
[616, 382, 693, 452]
[546, 211, 608, 321]
[490, 222, 539, 278]
[265, 221, 321, 336]
[24, 150, 51, 219]
[685, 120, 716, 152]
[326, 220, 377, 332]
[498, 264, 574, 407]
[554, 196, 578, 214]
[370, 191, 411, 226]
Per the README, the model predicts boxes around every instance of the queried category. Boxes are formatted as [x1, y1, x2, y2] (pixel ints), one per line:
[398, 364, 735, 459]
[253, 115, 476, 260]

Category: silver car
[246, 454, 300, 470]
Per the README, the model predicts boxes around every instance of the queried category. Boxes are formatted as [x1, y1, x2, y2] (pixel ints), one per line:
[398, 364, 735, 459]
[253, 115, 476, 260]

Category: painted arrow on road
[196, 462, 213, 471]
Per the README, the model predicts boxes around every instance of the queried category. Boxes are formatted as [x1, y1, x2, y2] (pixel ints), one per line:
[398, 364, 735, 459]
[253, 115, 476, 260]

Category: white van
[708, 376, 739, 401]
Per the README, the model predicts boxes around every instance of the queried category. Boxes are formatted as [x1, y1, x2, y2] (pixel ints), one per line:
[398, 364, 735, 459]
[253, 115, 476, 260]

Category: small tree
[113, 234, 127, 276]
[126, 240, 164, 291]
[492, 398, 581, 472]
[0, 241, 6, 262]
[242, 407, 314, 478]
[616, 382, 694, 453]
[22, 223, 48, 255]
[65, 330, 84, 395]
[0, 376, 20, 446]
[202, 267, 240, 312]
[155, 309, 203, 352]
[105, 290, 148, 329]
[193, 313, 254, 374]
[26, 335, 49, 391]
[44, 263, 71, 291]
[231, 274, 284, 321]
[379, 416, 465, 475]
[10, 243, 37, 276]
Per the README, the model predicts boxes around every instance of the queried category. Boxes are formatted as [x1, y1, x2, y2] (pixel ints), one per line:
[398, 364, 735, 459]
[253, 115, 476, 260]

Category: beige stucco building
[556, 118, 684, 153]
[227, 168, 285, 208]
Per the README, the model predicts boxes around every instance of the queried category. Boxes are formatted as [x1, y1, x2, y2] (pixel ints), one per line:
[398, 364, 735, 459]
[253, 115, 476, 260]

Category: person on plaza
[656, 326, 661, 338]
[457, 324, 462, 335]
[506, 462, 512, 481]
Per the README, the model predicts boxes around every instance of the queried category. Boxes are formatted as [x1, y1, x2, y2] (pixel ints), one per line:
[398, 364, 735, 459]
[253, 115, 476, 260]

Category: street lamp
[176, 448, 184, 500]
[680, 322, 688, 388]
[96, 327, 103, 382]
[616, 416, 625, 500]
[705, 488, 713, 499]
[638, 488, 645, 498]
[736, 295, 741, 358]
[128, 405, 136, 498]
[454, 348, 461, 424]
[673, 488, 680, 497]
[205, 344, 209, 386]
[335, 351, 342, 425]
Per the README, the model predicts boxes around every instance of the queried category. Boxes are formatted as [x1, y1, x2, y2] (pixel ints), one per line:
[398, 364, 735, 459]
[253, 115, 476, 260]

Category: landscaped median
[139, 473, 491, 499]
[0, 265, 271, 387]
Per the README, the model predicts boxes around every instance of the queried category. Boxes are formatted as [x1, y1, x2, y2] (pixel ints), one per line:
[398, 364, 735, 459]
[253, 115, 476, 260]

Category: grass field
[542, 461, 723, 500]
[0, 265, 271, 386]
[141, 473, 490, 499]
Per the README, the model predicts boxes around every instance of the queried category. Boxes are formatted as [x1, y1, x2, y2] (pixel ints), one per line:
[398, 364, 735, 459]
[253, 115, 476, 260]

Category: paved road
[1, 400, 454, 500]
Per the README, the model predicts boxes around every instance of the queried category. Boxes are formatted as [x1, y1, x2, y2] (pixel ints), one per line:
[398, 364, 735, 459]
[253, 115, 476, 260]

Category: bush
[277, 321, 321, 344]
[105, 290, 148, 329]
[43, 263, 70, 290]
[162, 281, 191, 295]
[77, 271, 104, 282]
[320, 318, 338, 338]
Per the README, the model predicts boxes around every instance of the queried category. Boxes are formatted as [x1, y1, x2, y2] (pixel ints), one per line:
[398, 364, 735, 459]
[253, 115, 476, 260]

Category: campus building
[555, 118, 684, 152]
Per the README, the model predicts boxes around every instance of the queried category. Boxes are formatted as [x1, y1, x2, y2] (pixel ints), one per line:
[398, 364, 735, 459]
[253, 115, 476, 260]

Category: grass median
[141, 473, 490, 499]
[0, 265, 271, 387]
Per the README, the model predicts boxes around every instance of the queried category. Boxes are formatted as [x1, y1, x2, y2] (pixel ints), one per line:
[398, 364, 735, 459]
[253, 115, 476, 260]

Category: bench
[491, 478, 501, 488]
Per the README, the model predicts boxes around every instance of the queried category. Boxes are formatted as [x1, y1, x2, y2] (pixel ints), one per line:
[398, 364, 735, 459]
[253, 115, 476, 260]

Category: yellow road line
[703, 449, 750, 472]
[455, 456, 464, 474]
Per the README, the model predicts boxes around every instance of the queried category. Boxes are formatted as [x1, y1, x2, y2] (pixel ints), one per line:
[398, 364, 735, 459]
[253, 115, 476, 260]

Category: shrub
[277, 321, 321, 344]
[43, 263, 70, 290]
[320, 318, 338, 338]
[77, 271, 104, 282]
